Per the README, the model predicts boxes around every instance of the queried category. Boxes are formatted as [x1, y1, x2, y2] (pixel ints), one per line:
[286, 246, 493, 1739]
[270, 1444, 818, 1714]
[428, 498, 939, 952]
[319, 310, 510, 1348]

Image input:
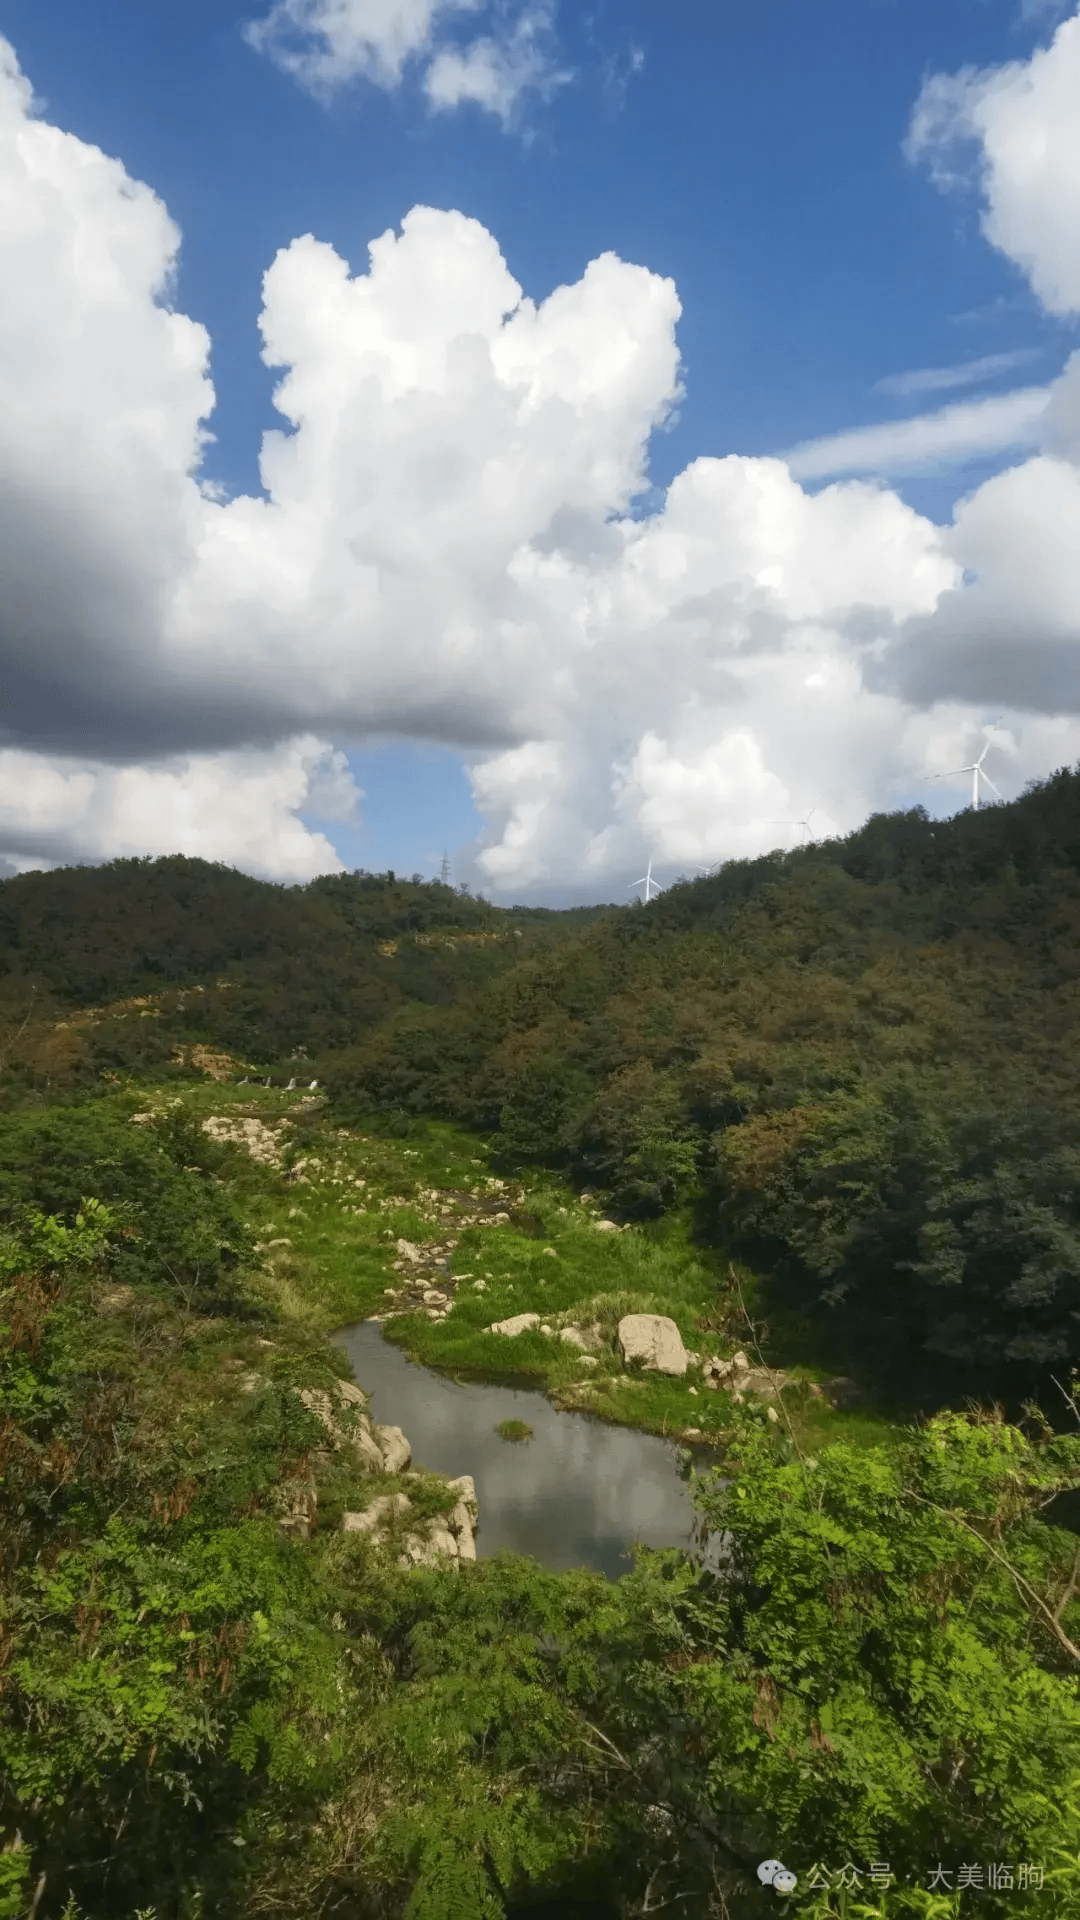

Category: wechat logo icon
[758, 1860, 798, 1895]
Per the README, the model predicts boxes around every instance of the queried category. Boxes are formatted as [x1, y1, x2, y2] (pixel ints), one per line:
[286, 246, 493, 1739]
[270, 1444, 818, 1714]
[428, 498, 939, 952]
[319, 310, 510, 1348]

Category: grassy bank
[121, 1076, 896, 1465]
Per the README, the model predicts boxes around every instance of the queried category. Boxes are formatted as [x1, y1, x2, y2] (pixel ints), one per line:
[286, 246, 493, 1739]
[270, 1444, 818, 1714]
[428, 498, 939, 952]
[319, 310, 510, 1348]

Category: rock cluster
[377, 1187, 527, 1320]
[696, 1350, 791, 1401]
[288, 1378, 411, 1478]
[342, 1474, 479, 1568]
[270, 1378, 479, 1568]
[199, 1113, 290, 1167]
[486, 1314, 606, 1352]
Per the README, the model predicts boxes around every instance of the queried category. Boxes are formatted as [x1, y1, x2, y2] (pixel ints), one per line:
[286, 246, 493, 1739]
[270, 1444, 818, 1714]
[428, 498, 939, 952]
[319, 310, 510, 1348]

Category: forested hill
[0, 856, 616, 1100]
[2, 770, 1079, 1412]
[324, 765, 1080, 1416]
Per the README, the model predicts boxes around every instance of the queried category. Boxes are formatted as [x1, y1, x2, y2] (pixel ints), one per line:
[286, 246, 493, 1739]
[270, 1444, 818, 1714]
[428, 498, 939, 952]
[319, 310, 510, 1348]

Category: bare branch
[729, 1264, 805, 1466]
[1053, 1542, 1080, 1629]
[904, 1489, 1080, 1664]
[1049, 1374, 1080, 1432]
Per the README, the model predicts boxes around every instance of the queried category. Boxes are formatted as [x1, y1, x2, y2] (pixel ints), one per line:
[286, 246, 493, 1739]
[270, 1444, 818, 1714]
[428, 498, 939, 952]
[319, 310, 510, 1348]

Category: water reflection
[333, 1319, 728, 1582]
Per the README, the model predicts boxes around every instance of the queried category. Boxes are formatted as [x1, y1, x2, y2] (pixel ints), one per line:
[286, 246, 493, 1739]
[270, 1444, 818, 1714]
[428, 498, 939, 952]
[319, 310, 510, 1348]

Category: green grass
[495, 1419, 533, 1443]
[81, 1077, 904, 1464]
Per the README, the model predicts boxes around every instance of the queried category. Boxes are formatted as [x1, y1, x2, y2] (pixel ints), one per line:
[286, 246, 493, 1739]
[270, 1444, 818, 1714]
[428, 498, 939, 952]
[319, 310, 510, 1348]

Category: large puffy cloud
[893, 11, 1080, 720]
[0, 40, 214, 763]
[906, 10, 1080, 316]
[0, 737, 358, 882]
[1, 28, 1079, 894]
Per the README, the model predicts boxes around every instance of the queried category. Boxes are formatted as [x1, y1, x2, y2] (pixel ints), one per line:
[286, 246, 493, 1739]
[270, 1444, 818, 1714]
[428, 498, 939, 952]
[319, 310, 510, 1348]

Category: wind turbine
[630, 858, 663, 902]
[934, 720, 1004, 812]
[768, 803, 821, 847]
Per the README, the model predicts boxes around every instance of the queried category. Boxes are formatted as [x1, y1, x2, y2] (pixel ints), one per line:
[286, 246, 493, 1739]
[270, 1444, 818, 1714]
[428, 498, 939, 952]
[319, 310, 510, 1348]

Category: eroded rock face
[292, 1382, 413, 1475]
[274, 1469, 317, 1541]
[373, 1423, 411, 1474]
[341, 1492, 412, 1535]
[617, 1314, 688, 1377]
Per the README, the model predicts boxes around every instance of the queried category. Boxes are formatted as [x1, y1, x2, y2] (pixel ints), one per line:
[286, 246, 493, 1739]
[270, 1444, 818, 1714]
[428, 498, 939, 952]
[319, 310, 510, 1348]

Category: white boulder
[617, 1314, 688, 1377]
[488, 1312, 541, 1337]
[373, 1423, 412, 1474]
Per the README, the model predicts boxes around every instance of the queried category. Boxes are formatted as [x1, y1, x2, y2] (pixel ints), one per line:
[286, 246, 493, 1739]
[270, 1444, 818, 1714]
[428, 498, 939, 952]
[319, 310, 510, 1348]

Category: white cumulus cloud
[892, 11, 1080, 721]
[0, 737, 357, 882]
[242, 0, 482, 94]
[1, 27, 1079, 897]
[906, 9, 1080, 317]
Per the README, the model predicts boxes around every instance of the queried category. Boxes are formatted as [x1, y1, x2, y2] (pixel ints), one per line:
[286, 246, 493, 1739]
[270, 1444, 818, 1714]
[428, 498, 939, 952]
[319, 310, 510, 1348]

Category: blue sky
[1, 0, 1078, 898]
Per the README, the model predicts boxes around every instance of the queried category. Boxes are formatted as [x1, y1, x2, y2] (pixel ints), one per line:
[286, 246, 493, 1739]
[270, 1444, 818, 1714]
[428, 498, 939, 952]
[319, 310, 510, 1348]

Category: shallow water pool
[333, 1319, 728, 1582]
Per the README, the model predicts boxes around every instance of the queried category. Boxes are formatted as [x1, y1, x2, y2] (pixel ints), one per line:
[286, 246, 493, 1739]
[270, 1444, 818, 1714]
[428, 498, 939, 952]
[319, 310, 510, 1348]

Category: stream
[333, 1319, 728, 1581]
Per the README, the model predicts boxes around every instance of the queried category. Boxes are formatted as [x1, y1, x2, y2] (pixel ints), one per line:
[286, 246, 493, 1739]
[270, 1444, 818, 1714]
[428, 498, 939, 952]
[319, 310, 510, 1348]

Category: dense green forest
[0, 859, 578, 1093]
[326, 768, 1080, 1418]
[1, 769, 1079, 1917]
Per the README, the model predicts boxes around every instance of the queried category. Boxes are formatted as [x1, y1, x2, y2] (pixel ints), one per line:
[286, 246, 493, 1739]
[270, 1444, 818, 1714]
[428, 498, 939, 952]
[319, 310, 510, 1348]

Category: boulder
[294, 1381, 393, 1474]
[488, 1312, 541, 1337]
[560, 1322, 604, 1351]
[446, 1473, 478, 1523]
[343, 1474, 478, 1568]
[445, 1475, 479, 1558]
[617, 1314, 688, 1377]
[373, 1423, 412, 1473]
[352, 1424, 389, 1474]
[741, 1367, 789, 1400]
[593, 1219, 620, 1233]
[454, 1523, 478, 1561]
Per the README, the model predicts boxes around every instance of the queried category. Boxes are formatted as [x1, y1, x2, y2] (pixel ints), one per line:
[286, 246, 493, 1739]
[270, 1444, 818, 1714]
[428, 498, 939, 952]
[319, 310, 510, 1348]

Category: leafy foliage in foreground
[1, 1090, 1078, 1918]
